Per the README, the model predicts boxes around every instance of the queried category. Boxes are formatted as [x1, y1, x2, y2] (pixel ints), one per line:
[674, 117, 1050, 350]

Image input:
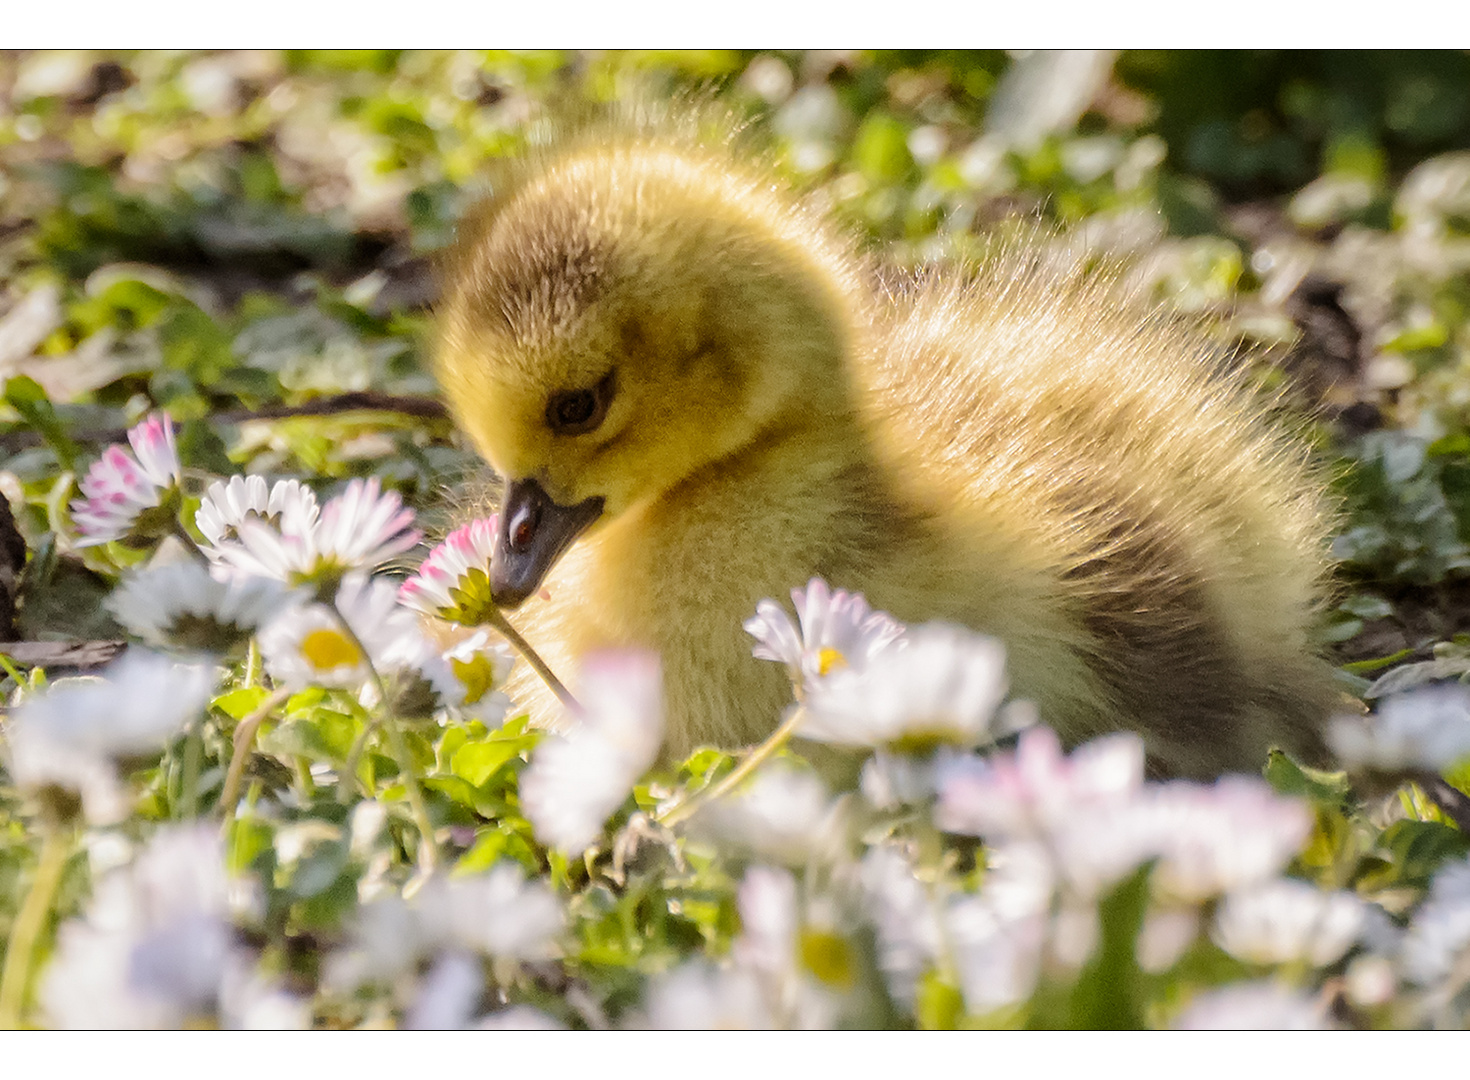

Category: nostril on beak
[508, 499, 540, 551]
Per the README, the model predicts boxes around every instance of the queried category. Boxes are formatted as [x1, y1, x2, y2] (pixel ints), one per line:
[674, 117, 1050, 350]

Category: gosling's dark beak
[490, 478, 604, 609]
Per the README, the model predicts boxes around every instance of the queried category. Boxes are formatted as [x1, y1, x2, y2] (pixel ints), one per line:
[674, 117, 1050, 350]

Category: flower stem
[327, 609, 439, 873]
[381, 717, 440, 874]
[657, 706, 807, 828]
[220, 687, 291, 822]
[484, 607, 580, 714]
[339, 717, 382, 804]
[0, 823, 72, 1030]
[170, 520, 213, 569]
[180, 718, 203, 819]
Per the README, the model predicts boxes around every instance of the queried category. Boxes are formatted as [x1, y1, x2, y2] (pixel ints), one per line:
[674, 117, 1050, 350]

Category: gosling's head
[435, 141, 858, 608]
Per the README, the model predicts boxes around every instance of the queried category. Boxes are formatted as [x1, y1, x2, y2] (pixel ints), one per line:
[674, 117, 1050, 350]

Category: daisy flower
[800, 622, 1010, 753]
[1211, 879, 1366, 968]
[399, 517, 497, 625]
[71, 413, 182, 547]
[195, 475, 320, 553]
[1172, 981, 1330, 1030]
[414, 630, 516, 726]
[744, 577, 906, 694]
[1400, 857, 1470, 988]
[107, 558, 301, 653]
[1147, 777, 1314, 903]
[6, 651, 217, 822]
[1328, 683, 1470, 774]
[324, 865, 562, 1000]
[42, 826, 235, 1029]
[213, 477, 420, 590]
[416, 863, 564, 960]
[519, 650, 664, 856]
[642, 962, 776, 1030]
[699, 762, 846, 865]
[256, 572, 423, 691]
[935, 726, 1145, 839]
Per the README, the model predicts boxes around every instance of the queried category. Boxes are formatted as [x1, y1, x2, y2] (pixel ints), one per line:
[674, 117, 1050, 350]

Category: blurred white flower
[860, 749, 943, 809]
[71, 413, 181, 546]
[218, 961, 312, 1030]
[729, 865, 843, 1029]
[1172, 980, 1331, 1030]
[520, 651, 664, 855]
[744, 577, 905, 693]
[1148, 777, 1313, 903]
[399, 516, 497, 625]
[257, 572, 422, 691]
[1344, 955, 1398, 1009]
[735, 866, 800, 981]
[321, 895, 426, 992]
[405, 951, 484, 1030]
[1400, 857, 1470, 987]
[936, 726, 1144, 837]
[6, 651, 217, 822]
[108, 558, 301, 652]
[946, 892, 1047, 1015]
[1212, 879, 1366, 968]
[1136, 906, 1201, 974]
[642, 962, 775, 1029]
[213, 476, 419, 586]
[417, 862, 563, 961]
[859, 846, 945, 1007]
[475, 1006, 566, 1030]
[801, 622, 1009, 752]
[1329, 684, 1470, 773]
[195, 475, 319, 554]
[325, 863, 562, 1001]
[936, 727, 1154, 895]
[699, 761, 846, 864]
[41, 826, 235, 1029]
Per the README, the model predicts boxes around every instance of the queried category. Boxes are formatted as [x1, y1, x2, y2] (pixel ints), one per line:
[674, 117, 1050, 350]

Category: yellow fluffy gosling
[433, 128, 1336, 777]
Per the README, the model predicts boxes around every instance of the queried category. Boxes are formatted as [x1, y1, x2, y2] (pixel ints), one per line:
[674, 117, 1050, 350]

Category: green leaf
[213, 685, 269, 721]
[455, 823, 539, 875]
[5, 376, 78, 471]
[286, 838, 350, 899]
[1263, 749, 1355, 812]
[260, 712, 359, 765]
[451, 740, 523, 788]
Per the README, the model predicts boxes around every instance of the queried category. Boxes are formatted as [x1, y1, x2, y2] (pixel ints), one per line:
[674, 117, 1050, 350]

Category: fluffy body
[434, 123, 1336, 777]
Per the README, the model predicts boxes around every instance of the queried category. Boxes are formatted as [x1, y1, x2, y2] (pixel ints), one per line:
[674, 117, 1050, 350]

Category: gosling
[433, 128, 1337, 778]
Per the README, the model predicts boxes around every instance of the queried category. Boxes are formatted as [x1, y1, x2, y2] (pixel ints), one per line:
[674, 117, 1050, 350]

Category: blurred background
[3, 50, 1470, 670]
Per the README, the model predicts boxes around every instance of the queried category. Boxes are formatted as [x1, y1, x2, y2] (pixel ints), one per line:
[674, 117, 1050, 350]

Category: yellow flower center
[450, 653, 497, 705]
[800, 929, 855, 989]
[816, 648, 847, 676]
[300, 628, 363, 671]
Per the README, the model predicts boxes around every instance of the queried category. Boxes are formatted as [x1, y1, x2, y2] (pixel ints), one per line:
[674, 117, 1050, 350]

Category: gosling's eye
[546, 370, 615, 435]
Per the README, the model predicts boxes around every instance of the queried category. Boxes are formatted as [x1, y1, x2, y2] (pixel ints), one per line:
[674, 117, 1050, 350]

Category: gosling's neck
[586, 390, 914, 623]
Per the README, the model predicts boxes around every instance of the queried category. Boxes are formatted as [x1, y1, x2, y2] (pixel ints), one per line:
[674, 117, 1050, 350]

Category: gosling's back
[857, 258, 1335, 775]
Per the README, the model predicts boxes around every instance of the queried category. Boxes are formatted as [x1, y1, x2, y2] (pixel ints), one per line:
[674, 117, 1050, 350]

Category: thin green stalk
[0, 824, 72, 1029]
[244, 639, 261, 690]
[328, 609, 440, 873]
[220, 687, 291, 822]
[484, 607, 580, 713]
[180, 718, 203, 819]
[339, 717, 382, 804]
[658, 706, 807, 828]
[170, 520, 212, 569]
[381, 717, 440, 873]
